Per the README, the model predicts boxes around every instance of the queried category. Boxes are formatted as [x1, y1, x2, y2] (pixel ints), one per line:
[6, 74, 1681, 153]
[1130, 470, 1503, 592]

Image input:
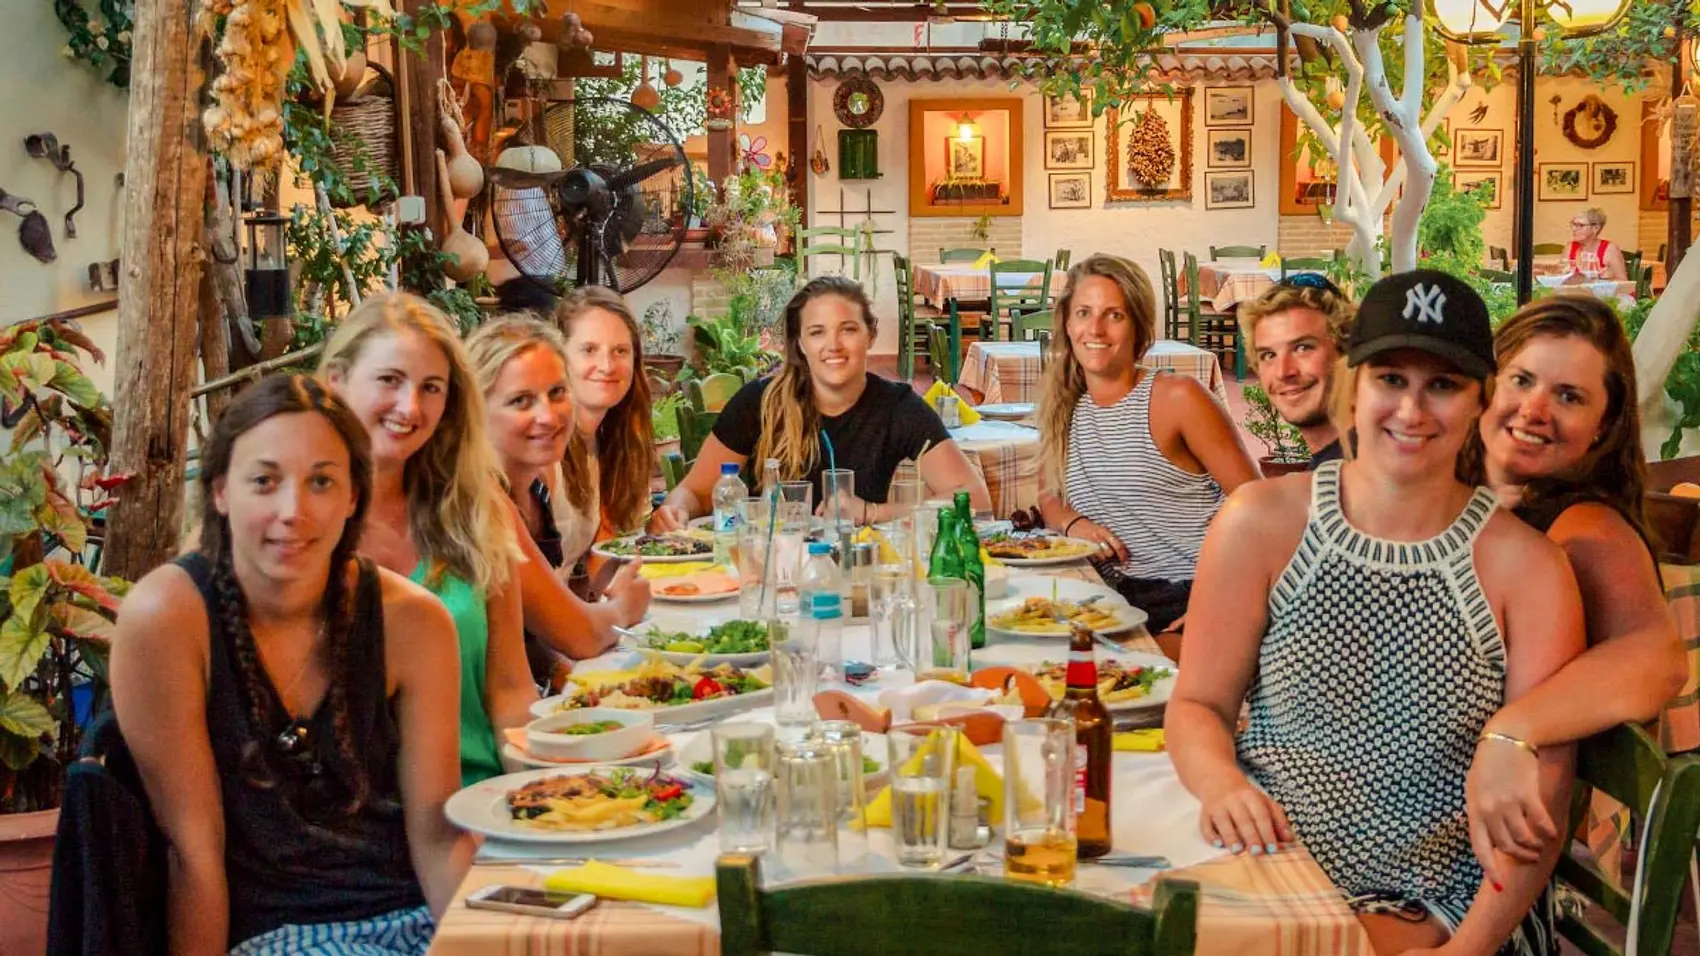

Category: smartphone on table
[465, 885, 598, 920]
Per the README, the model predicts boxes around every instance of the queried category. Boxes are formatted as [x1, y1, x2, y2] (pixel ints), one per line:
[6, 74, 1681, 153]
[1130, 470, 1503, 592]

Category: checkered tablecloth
[959, 339, 1229, 407]
[1186, 262, 1284, 311]
[913, 262, 1071, 305]
[949, 420, 1041, 520]
[1134, 848, 1374, 956]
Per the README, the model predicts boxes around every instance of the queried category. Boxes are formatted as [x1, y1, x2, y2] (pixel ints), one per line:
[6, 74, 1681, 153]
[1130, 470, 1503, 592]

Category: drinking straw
[820, 429, 840, 528]
[756, 483, 781, 614]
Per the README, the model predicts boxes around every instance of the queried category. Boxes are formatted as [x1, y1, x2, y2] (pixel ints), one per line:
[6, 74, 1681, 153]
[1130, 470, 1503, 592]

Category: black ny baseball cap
[1346, 270, 1495, 380]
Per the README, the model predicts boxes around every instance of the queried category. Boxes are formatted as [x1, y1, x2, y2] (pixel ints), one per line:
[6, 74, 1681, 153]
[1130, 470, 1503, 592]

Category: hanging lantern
[632, 56, 661, 111]
[244, 210, 292, 319]
[663, 59, 683, 88]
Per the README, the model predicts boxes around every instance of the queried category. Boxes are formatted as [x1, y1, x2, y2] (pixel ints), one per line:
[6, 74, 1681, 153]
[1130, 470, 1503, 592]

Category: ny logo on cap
[1402, 284, 1447, 325]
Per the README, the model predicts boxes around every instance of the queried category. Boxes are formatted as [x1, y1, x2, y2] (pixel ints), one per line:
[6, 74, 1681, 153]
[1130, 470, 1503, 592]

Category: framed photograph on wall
[1454, 128, 1502, 167]
[1454, 170, 1503, 209]
[1205, 171, 1255, 209]
[1048, 172, 1092, 209]
[946, 136, 984, 179]
[1204, 87, 1253, 126]
[1044, 130, 1094, 170]
[1538, 163, 1588, 201]
[1206, 129, 1252, 169]
[1592, 161, 1634, 194]
[1105, 91, 1194, 203]
[1045, 92, 1092, 128]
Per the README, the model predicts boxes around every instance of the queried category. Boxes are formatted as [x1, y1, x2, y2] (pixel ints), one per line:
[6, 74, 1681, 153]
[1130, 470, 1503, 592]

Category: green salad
[561, 720, 624, 736]
[642, 619, 769, 655]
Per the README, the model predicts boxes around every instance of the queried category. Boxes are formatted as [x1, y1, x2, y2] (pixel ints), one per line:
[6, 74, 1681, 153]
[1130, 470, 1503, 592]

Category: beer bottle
[1045, 622, 1112, 858]
[952, 491, 986, 650]
[928, 507, 963, 581]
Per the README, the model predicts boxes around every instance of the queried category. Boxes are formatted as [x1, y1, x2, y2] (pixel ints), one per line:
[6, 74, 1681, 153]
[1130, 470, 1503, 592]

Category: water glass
[821, 468, 856, 532]
[919, 577, 971, 685]
[774, 740, 839, 874]
[1002, 718, 1079, 887]
[1579, 250, 1601, 281]
[887, 724, 958, 867]
[736, 497, 781, 617]
[769, 616, 819, 730]
[808, 720, 870, 866]
[712, 723, 776, 854]
[913, 502, 942, 572]
[887, 477, 924, 525]
[870, 563, 917, 670]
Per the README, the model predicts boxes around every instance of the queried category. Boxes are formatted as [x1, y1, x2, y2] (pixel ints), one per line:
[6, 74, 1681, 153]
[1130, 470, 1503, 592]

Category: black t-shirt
[1306, 437, 1344, 470]
[712, 372, 952, 503]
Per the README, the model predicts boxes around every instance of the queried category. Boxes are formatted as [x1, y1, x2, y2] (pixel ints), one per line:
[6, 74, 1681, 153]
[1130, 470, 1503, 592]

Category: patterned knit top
[1237, 460, 1504, 926]
[1063, 371, 1225, 582]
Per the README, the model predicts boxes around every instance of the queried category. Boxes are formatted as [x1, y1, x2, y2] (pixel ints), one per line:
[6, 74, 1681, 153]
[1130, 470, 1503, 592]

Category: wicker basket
[328, 62, 399, 208]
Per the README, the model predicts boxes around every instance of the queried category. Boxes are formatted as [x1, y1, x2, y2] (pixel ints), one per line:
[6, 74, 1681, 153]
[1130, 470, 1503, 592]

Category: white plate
[674, 730, 890, 787]
[617, 622, 771, 668]
[531, 686, 775, 722]
[445, 766, 715, 844]
[651, 585, 739, 605]
[1026, 653, 1178, 713]
[984, 536, 1098, 567]
[1003, 573, 1127, 607]
[985, 596, 1146, 638]
[592, 532, 716, 564]
[976, 402, 1036, 420]
[501, 739, 675, 771]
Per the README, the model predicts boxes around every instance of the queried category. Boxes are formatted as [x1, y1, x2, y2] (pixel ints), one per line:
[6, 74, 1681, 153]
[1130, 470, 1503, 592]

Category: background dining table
[947, 419, 1041, 519]
[958, 339, 1230, 407]
[428, 561, 1378, 956]
[912, 261, 1071, 309]
[1181, 260, 1284, 312]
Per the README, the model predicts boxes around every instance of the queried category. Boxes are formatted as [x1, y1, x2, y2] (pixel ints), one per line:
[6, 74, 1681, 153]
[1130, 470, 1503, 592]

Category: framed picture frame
[946, 136, 984, 179]
[1538, 163, 1589, 201]
[1105, 91, 1194, 203]
[1045, 91, 1093, 128]
[1048, 172, 1092, 209]
[1206, 128, 1252, 169]
[1205, 171, 1255, 209]
[1204, 87, 1253, 126]
[1453, 128, 1502, 167]
[1454, 170, 1503, 209]
[1043, 130, 1094, 170]
[1592, 161, 1634, 195]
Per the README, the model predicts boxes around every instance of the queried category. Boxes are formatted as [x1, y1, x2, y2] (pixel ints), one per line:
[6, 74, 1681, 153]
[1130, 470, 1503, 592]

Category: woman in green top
[321, 292, 535, 785]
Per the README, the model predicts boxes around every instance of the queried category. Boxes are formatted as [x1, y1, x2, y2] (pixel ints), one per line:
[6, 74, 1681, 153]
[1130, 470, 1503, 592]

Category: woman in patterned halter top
[1167, 272, 1587, 956]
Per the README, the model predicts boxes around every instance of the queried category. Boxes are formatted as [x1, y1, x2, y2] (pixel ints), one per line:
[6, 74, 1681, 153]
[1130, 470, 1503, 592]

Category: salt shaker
[848, 542, 875, 618]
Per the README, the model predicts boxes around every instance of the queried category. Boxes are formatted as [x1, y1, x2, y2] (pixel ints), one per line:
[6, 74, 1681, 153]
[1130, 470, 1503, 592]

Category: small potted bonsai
[1242, 383, 1311, 477]
[640, 300, 685, 386]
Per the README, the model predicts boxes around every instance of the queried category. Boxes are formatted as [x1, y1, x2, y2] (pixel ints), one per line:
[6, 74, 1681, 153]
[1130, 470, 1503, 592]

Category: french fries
[988, 596, 1127, 634]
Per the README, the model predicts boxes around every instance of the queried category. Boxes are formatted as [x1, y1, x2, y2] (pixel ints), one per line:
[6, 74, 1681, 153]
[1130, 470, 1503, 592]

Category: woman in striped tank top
[1035, 254, 1258, 642]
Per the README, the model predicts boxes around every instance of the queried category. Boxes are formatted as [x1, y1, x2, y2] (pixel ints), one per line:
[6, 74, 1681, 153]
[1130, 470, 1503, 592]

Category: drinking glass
[807, 720, 869, 867]
[774, 483, 813, 614]
[769, 617, 819, 730]
[821, 468, 857, 532]
[887, 724, 958, 867]
[736, 497, 775, 618]
[712, 723, 776, 854]
[1579, 250, 1601, 281]
[1002, 718, 1079, 887]
[913, 502, 943, 574]
[919, 577, 971, 685]
[870, 563, 917, 670]
[887, 477, 924, 526]
[774, 740, 839, 874]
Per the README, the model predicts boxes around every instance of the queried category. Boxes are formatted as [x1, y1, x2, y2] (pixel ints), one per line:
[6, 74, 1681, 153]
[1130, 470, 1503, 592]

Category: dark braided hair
[197, 374, 376, 815]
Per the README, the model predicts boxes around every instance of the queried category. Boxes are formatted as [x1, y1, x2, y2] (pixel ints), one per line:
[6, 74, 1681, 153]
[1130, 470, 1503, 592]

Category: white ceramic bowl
[523, 707, 655, 762]
[1535, 273, 1570, 289]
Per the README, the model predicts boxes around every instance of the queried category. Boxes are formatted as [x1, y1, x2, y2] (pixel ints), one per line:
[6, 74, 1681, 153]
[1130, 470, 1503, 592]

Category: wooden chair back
[927, 322, 957, 386]
[893, 253, 923, 381]
[676, 403, 718, 461]
[660, 452, 689, 491]
[1157, 248, 1182, 340]
[691, 373, 742, 413]
[1279, 256, 1332, 277]
[1011, 308, 1054, 342]
[1209, 244, 1266, 260]
[1532, 242, 1567, 256]
[1184, 251, 1246, 378]
[798, 226, 869, 280]
[939, 247, 987, 263]
[987, 258, 1054, 342]
[1622, 249, 1643, 281]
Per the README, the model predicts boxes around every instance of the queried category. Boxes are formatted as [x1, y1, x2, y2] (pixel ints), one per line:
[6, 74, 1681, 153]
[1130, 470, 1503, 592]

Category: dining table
[1182, 260, 1284, 312]
[911, 261, 1071, 310]
[958, 339, 1230, 408]
[428, 561, 1378, 956]
[947, 419, 1041, 519]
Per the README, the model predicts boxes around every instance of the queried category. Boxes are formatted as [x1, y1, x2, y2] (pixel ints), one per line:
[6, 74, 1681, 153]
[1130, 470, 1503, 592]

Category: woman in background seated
[1555, 207, 1628, 281]
[1034, 253, 1257, 640]
[651, 276, 989, 530]
[113, 375, 470, 955]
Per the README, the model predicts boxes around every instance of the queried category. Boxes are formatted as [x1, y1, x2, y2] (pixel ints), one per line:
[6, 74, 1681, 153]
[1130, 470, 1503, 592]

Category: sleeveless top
[551, 457, 601, 569]
[524, 478, 569, 688]
[1063, 371, 1226, 581]
[1237, 461, 1504, 926]
[408, 562, 503, 785]
[1565, 238, 1611, 264]
[176, 553, 424, 946]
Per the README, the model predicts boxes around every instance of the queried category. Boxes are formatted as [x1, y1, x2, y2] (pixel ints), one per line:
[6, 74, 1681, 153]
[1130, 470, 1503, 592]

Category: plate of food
[975, 403, 1036, 421]
[531, 655, 774, 723]
[650, 569, 740, 604]
[593, 530, 715, 563]
[981, 531, 1097, 566]
[1026, 658, 1176, 712]
[501, 730, 675, 771]
[675, 730, 889, 787]
[620, 619, 770, 667]
[445, 766, 714, 844]
[987, 596, 1147, 637]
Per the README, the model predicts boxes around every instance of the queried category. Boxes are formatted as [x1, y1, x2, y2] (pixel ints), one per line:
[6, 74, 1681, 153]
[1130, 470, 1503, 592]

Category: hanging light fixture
[956, 113, 980, 142]
[243, 209, 292, 320]
[631, 55, 661, 111]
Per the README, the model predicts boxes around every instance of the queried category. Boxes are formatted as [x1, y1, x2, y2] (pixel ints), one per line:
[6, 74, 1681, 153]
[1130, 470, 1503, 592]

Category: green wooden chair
[1481, 268, 1516, 284]
[660, 451, 690, 491]
[1054, 248, 1073, 272]
[676, 403, 718, 461]
[1011, 308, 1054, 342]
[1209, 244, 1266, 260]
[939, 247, 987, 263]
[1279, 256, 1333, 278]
[1555, 723, 1700, 956]
[1488, 245, 1511, 271]
[1621, 249, 1643, 282]
[892, 253, 936, 381]
[1635, 264, 1654, 301]
[1035, 329, 1052, 374]
[687, 372, 743, 414]
[1532, 242, 1567, 256]
[717, 853, 1199, 956]
[986, 258, 1054, 343]
[1184, 251, 1245, 379]
[798, 226, 871, 280]
[1157, 249, 1185, 341]
[926, 321, 958, 386]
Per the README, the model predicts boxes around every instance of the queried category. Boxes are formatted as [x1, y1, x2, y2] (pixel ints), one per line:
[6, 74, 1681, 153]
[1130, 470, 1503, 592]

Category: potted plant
[0, 319, 129, 955]
[683, 312, 780, 382]
[1241, 383, 1311, 476]
[641, 301, 686, 385]
[651, 391, 687, 471]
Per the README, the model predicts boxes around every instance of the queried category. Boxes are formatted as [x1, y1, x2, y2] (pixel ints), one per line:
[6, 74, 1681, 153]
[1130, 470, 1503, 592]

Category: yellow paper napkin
[863, 733, 1003, 828]
[543, 860, 716, 908]
[919, 381, 982, 426]
[1259, 251, 1282, 268]
[972, 250, 1000, 269]
[1114, 729, 1166, 752]
[639, 561, 720, 579]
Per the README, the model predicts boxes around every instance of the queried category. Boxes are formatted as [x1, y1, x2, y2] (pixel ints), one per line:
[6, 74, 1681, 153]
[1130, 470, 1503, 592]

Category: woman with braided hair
[112, 374, 471, 954]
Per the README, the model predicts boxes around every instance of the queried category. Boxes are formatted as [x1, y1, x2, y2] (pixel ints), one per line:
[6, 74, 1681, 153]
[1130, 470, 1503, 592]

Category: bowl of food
[524, 707, 655, 762]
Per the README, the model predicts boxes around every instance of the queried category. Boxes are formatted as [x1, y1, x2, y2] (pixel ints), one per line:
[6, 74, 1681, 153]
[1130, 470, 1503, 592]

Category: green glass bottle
[929, 507, 963, 581]
[953, 491, 986, 650]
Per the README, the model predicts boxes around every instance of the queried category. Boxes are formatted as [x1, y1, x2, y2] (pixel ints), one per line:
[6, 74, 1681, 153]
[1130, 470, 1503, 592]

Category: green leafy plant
[0, 320, 129, 814]
[685, 314, 779, 381]
[53, 0, 132, 88]
[651, 392, 687, 442]
[1241, 384, 1309, 464]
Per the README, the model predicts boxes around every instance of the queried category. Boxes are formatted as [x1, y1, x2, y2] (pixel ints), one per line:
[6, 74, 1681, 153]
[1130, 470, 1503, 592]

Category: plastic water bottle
[798, 541, 845, 680]
[712, 462, 744, 566]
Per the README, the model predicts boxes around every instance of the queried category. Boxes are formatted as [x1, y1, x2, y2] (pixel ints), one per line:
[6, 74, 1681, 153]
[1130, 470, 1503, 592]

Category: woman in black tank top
[110, 375, 472, 954]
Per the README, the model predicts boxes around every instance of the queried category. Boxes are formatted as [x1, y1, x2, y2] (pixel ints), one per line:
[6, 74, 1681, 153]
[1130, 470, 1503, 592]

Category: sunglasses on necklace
[1277, 271, 1345, 298]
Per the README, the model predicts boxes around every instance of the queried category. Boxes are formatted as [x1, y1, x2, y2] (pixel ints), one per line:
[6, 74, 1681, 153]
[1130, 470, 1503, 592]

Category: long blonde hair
[755, 277, 877, 479]
[1036, 254, 1157, 493]
[318, 292, 517, 592]
[464, 315, 592, 514]
[554, 286, 655, 532]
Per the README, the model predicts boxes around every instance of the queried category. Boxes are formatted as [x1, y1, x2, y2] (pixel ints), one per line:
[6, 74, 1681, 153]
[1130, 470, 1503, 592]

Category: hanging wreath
[1562, 95, 1618, 150]
[53, 0, 135, 89]
[833, 77, 883, 128]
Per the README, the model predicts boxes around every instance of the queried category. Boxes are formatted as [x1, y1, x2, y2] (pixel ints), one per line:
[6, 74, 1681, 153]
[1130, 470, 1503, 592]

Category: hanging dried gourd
[1126, 108, 1175, 188]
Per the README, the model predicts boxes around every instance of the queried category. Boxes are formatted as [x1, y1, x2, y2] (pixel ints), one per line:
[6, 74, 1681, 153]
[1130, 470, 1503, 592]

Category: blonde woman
[1558, 207, 1628, 281]
[319, 292, 533, 786]
[466, 316, 649, 686]
[1035, 253, 1257, 641]
[652, 276, 989, 530]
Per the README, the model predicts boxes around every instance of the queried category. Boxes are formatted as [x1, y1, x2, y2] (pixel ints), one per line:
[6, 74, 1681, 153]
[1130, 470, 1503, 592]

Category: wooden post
[1672, 41, 1693, 279]
[400, 1, 445, 249]
[107, 0, 209, 580]
[786, 31, 808, 230]
[706, 45, 737, 185]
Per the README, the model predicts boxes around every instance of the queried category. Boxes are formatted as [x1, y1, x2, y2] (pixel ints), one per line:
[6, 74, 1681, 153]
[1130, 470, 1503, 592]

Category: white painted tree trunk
[1274, 15, 1471, 280]
[1634, 241, 1700, 458]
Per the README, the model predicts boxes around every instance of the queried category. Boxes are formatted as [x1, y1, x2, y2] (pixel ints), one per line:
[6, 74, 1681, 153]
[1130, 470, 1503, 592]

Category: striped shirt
[1063, 372, 1225, 581]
